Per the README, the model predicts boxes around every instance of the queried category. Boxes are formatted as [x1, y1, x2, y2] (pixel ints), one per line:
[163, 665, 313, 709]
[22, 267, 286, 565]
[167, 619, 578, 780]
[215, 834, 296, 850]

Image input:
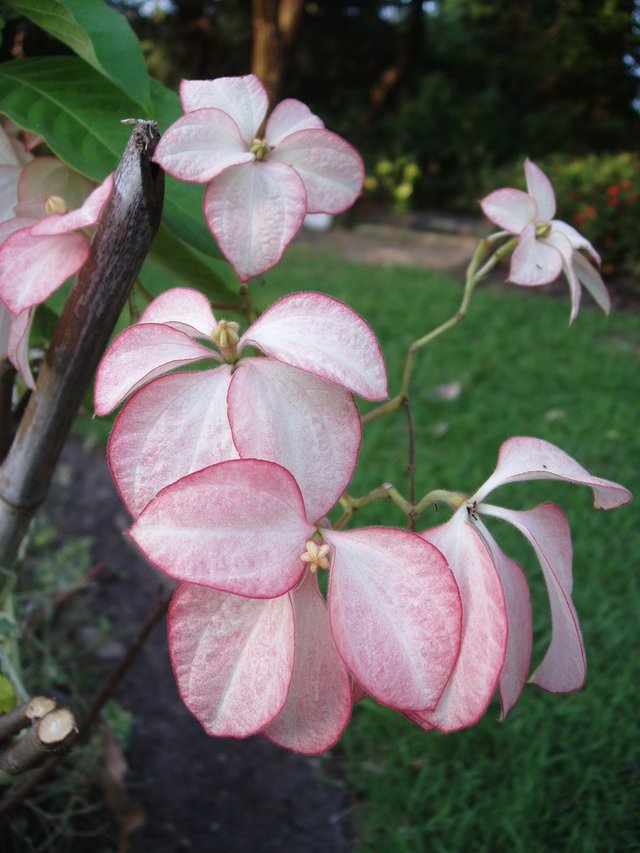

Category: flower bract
[95, 288, 387, 520]
[481, 159, 610, 322]
[153, 74, 364, 281]
[410, 436, 631, 733]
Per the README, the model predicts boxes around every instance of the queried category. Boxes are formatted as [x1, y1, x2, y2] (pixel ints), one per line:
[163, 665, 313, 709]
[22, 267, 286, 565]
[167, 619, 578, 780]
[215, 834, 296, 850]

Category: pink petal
[152, 109, 253, 184]
[6, 305, 35, 389]
[509, 223, 563, 286]
[129, 459, 314, 597]
[240, 291, 387, 400]
[524, 159, 556, 221]
[16, 157, 94, 218]
[265, 99, 324, 148]
[139, 286, 217, 337]
[474, 520, 532, 720]
[0, 228, 90, 314]
[204, 160, 306, 281]
[180, 75, 268, 146]
[228, 357, 361, 522]
[263, 571, 352, 754]
[542, 229, 581, 322]
[30, 173, 114, 236]
[268, 128, 364, 214]
[0, 124, 29, 167]
[94, 323, 216, 415]
[0, 216, 38, 242]
[480, 188, 536, 233]
[169, 584, 294, 738]
[108, 368, 236, 517]
[409, 512, 507, 732]
[573, 251, 610, 315]
[473, 436, 632, 510]
[0, 165, 22, 222]
[481, 503, 585, 694]
[550, 220, 600, 264]
[325, 526, 461, 712]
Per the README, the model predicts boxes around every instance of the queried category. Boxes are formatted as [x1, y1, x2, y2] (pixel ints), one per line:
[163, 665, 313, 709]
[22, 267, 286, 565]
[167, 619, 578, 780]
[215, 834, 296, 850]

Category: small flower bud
[535, 221, 552, 238]
[212, 319, 241, 363]
[44, 195, 68, 216]
[249, 137, 271, 161]
[300, 540, 331, 573]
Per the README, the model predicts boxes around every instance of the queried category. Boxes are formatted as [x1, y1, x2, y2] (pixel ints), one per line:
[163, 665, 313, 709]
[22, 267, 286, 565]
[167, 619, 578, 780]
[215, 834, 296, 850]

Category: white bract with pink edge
[95, 287, 387, 521]
[481, 159, 609, 322]
[130, 457, 462, 752]
[153, 74, 364, 281]
[407, 437, 631, 735]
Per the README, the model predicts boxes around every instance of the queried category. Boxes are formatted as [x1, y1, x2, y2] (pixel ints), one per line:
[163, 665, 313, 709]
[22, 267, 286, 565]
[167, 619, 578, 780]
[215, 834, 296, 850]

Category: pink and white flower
[0, 121, 36, 386]
[153, 74, 364, 281]
[95, 287, 387, 520]
[408, 437, 631, 733]
[0, 159, 114, 316]
[130, 458, 462, 732]
[481, 159, 610, 322]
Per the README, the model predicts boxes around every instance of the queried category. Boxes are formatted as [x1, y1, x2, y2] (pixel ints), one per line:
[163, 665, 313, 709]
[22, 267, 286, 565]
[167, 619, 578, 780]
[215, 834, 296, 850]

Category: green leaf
[148, 224, 241, 307]
[0, 57, 229, 266]
[0, 674, 17, 713]
[7, 0, 150, 109]
[0, 56, 137, 177]
[0, 614, 19, 642]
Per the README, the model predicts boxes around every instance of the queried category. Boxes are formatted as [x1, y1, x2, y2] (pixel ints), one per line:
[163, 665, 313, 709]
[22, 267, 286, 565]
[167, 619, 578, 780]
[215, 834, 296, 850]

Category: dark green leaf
[148, 224, 241, 307]
[0, 56, 137, 177]
[7, 0, 150, 109]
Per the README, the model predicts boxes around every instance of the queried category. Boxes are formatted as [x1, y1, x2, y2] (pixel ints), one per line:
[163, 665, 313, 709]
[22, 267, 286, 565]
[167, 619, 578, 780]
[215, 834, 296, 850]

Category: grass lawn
[263, 246, 640, 852]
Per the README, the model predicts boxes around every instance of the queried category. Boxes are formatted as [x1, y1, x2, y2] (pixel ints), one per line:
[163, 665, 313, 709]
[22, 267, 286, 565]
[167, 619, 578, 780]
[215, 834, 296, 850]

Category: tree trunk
[251, 0, 304, 106]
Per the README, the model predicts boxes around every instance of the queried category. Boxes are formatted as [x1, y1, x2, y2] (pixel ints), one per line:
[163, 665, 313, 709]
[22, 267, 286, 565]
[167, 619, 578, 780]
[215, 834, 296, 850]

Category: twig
[0, 590, 171, 815]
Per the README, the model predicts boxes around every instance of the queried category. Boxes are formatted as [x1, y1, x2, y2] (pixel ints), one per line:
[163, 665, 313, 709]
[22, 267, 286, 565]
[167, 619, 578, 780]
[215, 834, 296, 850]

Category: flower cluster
[0, 122, 113, 388]
[153, 74, 364, 281]
[481, 159, 610, 323]
[98, 287, 469, 752]
[95, 78, 630, 754]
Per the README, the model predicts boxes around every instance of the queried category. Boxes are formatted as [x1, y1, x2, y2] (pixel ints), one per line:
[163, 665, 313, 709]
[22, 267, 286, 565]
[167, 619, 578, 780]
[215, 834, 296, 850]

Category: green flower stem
[362, 233, 517, 426]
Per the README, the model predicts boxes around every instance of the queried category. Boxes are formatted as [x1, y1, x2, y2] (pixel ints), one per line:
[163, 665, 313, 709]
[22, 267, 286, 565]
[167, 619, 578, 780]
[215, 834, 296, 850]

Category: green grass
[265, 247, 640, 852]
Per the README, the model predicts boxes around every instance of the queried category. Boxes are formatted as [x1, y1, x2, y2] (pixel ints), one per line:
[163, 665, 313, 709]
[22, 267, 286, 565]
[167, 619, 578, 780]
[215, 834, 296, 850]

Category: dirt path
[296, 221, 480, 278]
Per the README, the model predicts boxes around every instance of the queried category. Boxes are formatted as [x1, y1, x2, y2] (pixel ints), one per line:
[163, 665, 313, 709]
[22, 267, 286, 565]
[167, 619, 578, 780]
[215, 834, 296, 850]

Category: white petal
[129, 459, 314, 598]
[240, 290, 387, 400]
[265, 99, 324, 147]
[481, 503, 586, 694]
[263, 571, 351, 754]
[524, 159, 556, 221]
[473, 436, 632, 509]
[409, 512, 507, 732]
[180, 75, 268, 146]
[204, 160, 307, 282]
[169, 585, 294, 738]
[268, 129, 364, 213]
[326, 526, 462, 712]
[573, 251, 610, 314]
[480, 188, 536, 233]
[510, 223, 563, 286]
[229, 358, 361, 522]
[94, 323, 216, 415]
[139, 287, 217, 337]
[108, 368, 236, 517]
[152, 109, 253, 184]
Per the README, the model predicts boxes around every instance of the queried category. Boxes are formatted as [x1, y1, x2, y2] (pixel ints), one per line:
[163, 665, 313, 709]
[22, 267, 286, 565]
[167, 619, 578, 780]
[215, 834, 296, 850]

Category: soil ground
[44, 440, 353, 853]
